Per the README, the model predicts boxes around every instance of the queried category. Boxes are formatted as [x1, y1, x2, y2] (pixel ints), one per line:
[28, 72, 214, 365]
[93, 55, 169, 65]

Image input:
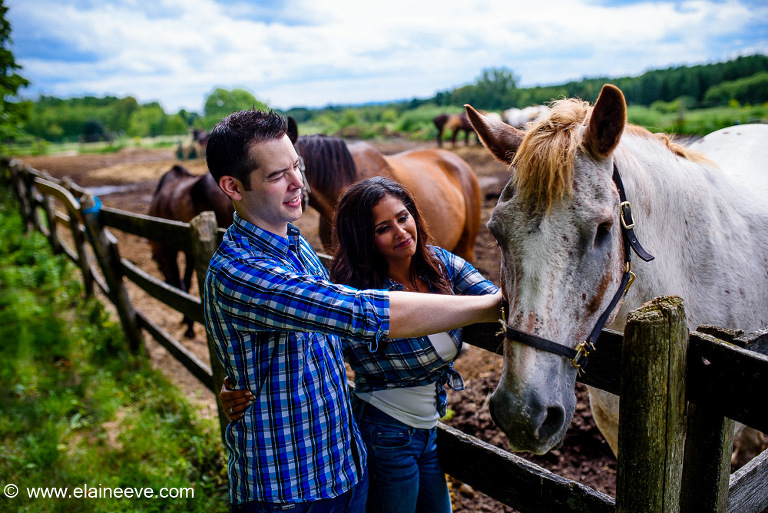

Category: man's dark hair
[206, 109, 288, 186]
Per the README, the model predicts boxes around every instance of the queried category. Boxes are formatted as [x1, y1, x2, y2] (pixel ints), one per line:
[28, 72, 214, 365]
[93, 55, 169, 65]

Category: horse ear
[584, 84, 626, 158]
[465, 104, 523, 165]
[287, 116, 299, 144]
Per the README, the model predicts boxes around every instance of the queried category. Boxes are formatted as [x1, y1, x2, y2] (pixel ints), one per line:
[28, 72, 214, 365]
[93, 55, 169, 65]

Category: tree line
[431, 54, 768, 111]
[8, 50, 768, 145]
[20, 88, 269, 144]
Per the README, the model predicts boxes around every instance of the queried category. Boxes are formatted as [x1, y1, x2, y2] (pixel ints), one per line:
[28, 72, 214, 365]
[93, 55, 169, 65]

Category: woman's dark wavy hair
[329, 176, 452, 294]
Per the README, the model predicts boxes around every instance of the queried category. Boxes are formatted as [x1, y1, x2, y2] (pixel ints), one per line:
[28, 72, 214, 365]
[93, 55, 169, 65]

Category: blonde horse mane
[512, 99, 710, 212]
[511, 98, 588, 212]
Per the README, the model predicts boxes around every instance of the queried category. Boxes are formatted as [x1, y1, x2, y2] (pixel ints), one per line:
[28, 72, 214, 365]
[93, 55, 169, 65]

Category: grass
[6, 104, 767, 158]
[5, 135, 183, 157]
[627, 103, 768, 136]
[0, 186, 229, 512]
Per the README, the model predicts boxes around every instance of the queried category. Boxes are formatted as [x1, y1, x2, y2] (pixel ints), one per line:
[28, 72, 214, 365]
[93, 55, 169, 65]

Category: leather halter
[499, 164, 655, 369]
[297, 156, 312, 211]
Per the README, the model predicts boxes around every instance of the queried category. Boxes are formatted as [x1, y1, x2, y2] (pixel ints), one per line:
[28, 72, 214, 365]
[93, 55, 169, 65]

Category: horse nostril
[538, 406, 565, 439]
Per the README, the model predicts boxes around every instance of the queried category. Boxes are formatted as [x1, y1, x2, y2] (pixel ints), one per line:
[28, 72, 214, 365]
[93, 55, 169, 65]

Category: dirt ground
[20, 139, 618, 511]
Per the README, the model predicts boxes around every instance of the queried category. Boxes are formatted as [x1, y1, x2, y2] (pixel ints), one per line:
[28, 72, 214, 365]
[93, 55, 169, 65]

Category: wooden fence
[5, 157, 768, 513]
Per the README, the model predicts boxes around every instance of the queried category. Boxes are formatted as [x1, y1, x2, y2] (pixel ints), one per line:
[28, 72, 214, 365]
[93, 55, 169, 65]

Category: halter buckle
[620, 201, 635, 229]
[624, 263, 636, 296]
[570, 341, 592, 368]
[496, 306, 507, 337]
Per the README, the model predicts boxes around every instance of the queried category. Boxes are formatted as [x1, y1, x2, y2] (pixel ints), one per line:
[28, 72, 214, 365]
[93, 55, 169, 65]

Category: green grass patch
[628, 103, 768, 136]
[0, 187, 228, 512]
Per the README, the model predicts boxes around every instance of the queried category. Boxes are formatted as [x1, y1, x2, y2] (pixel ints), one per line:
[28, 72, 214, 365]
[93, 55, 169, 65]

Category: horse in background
[150, 119, 481, 337]
[150, 119, 306, 337]
[503, 104, 550, 128]
[433, 112, 476, 147]
[192, 128, 210, 157]
[148, 165, 233, 337]
[174, 128, 211, 160]
[295, 134, 482, 263]
[465, 85, 768, 461]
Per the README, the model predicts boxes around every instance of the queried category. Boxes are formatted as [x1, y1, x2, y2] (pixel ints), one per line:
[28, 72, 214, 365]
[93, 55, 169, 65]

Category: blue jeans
[231, 470, 368, 513]
[352, 397, 451, 513]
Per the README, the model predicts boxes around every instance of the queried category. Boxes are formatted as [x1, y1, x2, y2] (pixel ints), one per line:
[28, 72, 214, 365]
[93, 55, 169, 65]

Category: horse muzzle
[489, 385, 570, 454]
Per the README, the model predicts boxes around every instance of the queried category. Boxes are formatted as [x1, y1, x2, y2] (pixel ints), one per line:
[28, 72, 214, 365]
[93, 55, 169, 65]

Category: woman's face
[371, 194, 418, 266]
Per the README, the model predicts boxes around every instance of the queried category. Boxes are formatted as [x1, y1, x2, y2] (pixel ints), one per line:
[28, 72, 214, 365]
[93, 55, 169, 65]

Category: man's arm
[387, 290, 502, 339]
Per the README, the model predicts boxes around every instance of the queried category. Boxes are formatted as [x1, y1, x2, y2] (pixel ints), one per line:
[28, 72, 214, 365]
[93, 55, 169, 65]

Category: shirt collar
[232, 213, 302, 257]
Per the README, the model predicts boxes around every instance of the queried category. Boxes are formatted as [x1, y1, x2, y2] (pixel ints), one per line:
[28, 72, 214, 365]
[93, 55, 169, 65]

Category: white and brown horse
[466, 84, 768, 457]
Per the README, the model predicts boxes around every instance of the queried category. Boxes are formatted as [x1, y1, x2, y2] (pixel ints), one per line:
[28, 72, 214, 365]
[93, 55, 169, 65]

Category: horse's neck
[614, 134, 768, 331]
[349, 142, 394, 181]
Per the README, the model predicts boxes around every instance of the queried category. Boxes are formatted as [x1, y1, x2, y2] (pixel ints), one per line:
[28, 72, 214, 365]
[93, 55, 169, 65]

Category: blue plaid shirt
[346, 246, 498, 415]
[204, 214, 390, 505]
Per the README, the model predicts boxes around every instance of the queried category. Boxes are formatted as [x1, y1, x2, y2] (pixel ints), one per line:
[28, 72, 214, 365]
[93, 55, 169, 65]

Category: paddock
[7, 152, 767, 512]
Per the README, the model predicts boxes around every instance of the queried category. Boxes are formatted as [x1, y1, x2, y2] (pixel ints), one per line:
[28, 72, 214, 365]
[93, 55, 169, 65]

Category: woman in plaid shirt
[205, 110, 501, 513]
[224, 176, 497, 513]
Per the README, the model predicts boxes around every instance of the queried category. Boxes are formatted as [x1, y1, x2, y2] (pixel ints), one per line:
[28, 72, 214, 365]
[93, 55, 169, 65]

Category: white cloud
[8, 0, 768, 112]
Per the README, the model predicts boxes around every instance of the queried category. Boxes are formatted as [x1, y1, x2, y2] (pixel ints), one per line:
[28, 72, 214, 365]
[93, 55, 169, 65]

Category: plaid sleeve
[212, 255, 390, 346]
[431, 245, 499, 296]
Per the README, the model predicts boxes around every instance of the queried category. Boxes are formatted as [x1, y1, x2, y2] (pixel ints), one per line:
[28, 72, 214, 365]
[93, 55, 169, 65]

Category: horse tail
[294, 135, 357, 192]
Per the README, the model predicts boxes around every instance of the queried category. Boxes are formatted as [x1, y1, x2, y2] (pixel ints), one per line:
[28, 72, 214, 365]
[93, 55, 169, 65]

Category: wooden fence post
[42, 195, 63, 255]
[61, 177, 95, 297]
[616, 296, 688, 513]
[679, 402, 734, 512]
[79, 192, 144, 352]
[10, 163, 35, 231]
[189, 212, 230, 441]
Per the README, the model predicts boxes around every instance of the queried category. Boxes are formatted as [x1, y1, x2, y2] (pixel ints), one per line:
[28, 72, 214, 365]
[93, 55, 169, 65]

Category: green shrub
[0, 188, 228, 512]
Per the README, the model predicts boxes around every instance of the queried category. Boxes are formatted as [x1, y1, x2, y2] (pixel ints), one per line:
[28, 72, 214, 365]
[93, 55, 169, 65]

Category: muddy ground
[20, 139, 620, 511]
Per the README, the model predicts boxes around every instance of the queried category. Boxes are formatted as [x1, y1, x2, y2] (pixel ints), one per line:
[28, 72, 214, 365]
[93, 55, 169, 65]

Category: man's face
[235, 135, 305, 236]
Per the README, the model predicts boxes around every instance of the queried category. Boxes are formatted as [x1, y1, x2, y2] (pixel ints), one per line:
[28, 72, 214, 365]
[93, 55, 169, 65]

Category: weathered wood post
[189, 211, 230, 441]
[79, 192, 144, 352]
[679, 402, 734, 512]
[30, 174, 95, 296]
[10, 162, 35, 231]
[616, 296, 688, 513]
[42, 195, 63, 255]
[61, 177, 95, 297]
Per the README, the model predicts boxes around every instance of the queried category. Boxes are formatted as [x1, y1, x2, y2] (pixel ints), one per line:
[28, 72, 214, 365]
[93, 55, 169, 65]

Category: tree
[127, 102, 165, 137]
[474, 67, 519, 109]
[203, 88, 267, 127]
[0, 0, 31, 145]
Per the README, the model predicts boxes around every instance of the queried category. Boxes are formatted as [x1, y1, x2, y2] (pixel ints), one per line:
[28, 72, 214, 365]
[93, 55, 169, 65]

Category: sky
[8, 0, 768, 114]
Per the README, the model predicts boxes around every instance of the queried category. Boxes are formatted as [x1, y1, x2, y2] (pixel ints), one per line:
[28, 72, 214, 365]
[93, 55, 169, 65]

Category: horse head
[466, 84, 630, 454]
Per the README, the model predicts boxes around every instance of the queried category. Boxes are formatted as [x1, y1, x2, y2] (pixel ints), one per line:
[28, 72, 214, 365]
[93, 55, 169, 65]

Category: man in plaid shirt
[203, 109, 501, 513]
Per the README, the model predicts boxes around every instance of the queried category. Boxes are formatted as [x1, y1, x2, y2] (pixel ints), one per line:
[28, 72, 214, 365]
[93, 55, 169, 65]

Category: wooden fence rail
[5, 158, 767, 513]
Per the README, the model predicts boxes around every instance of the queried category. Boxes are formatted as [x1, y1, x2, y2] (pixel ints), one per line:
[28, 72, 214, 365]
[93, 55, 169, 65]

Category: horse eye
[594, 221, 612, 248]
[487, 220, 502, 243]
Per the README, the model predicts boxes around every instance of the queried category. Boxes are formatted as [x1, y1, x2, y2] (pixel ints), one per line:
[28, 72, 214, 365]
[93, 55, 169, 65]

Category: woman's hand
[219, 376, 253, 422]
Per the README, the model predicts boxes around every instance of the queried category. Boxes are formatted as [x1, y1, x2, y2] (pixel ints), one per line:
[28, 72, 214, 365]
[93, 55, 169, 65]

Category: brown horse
[150, 125, 480, 337]
[295, 135, 482, 262]
[148, 119, 302, 337]
[433, 112, 475, 148]
[148, 164, 233, 337]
